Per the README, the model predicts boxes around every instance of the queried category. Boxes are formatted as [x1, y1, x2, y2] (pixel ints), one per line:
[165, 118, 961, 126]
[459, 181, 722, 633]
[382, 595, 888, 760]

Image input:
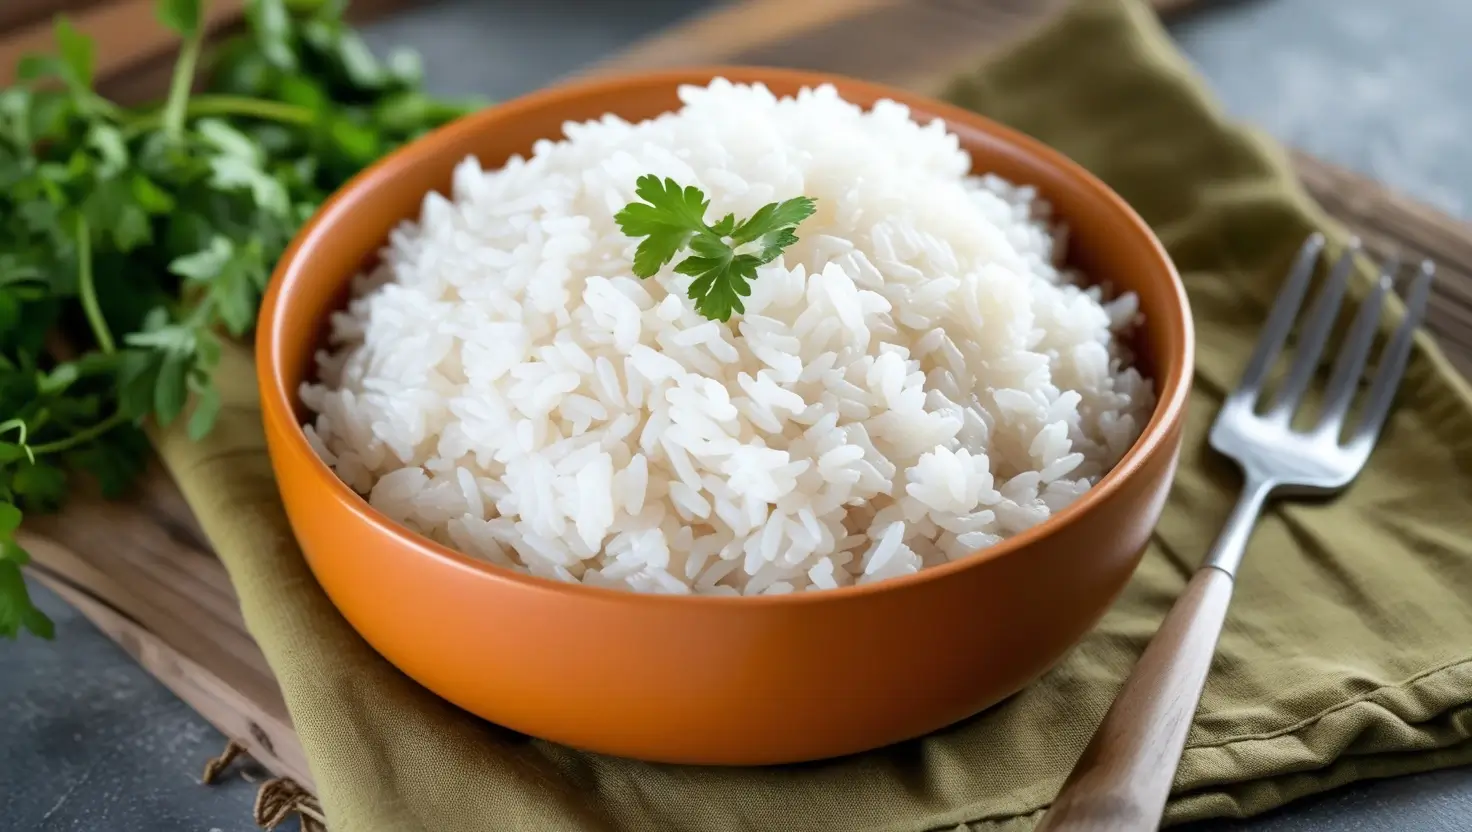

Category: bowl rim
[258, 64, 1194, 608]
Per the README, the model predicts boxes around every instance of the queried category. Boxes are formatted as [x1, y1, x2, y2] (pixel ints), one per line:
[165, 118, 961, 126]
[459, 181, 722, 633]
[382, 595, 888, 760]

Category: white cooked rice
[299, 79, 1154, 595]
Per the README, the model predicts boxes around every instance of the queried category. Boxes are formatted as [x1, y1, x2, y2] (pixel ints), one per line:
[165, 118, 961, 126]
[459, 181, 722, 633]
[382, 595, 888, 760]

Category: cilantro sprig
[1, 0, 481, 639]
[614, 175, 817, 321]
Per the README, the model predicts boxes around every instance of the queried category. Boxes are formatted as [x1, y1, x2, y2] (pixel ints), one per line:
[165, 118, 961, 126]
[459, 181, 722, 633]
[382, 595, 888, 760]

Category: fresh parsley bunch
[0, 0, 479, 639]
[615, 174, 817, 321]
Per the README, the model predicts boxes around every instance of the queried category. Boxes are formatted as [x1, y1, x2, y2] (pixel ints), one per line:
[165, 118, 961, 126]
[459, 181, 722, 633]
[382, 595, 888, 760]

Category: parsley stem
[161, 20, 207, 141]
[0, 419, 25, 443]
[0, 419, 30, 462]
[75, 218, 115, 355]
[28, 411, 127, 457]
[126, 96, 315, 135]
[184, 95, 315, 125]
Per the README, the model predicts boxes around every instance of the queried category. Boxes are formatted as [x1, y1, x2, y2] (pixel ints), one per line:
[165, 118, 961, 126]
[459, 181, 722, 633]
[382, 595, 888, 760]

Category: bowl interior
[261, 66, 1191, 595]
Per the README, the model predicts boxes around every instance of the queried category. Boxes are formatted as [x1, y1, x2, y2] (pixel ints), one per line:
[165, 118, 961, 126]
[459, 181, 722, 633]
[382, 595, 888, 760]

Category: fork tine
[1266, 243, 1361, 418]
[1346, 259, 1435, 448]
[1314, 258, 1396, 436]
[1228, 233, 1326, 407]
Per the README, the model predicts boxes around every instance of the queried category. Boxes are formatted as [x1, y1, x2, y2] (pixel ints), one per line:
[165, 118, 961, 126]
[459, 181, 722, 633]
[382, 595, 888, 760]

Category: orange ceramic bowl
[257, 67, 1193, 765]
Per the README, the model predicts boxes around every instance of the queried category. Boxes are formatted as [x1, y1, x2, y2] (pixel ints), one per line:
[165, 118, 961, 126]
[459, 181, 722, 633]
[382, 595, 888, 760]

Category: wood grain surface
[16, 465, 313, 788]
[1292, 151, 1472, 378]
[0, 0, 102, 35]
[16, 0, 1472, 798]
[26, 568, 314, 789]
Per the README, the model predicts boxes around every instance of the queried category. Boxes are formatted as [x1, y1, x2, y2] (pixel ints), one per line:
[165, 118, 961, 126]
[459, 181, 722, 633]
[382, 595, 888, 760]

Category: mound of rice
[299, 79, 1154, 596]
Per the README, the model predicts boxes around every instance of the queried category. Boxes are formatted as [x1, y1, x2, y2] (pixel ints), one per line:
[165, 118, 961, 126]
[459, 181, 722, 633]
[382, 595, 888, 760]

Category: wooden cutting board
[18, 0, 1472, 803]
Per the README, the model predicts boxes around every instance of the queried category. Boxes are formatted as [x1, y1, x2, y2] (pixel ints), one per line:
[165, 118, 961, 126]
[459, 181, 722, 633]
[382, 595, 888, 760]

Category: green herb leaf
[194, 330, 222, 371]
[0, 87, 33, 145]
[170, 236, 234, 282]
[730, 196, 818, 255]
[54, 18, 95, 89]
[0, 0, 478, 641]
[0, 504, 20, 537]
[38, 363, 79, 396]
[614, 176, 708, 279]
[710, 214, 736, 237]
[116, 350, 161, 421]
[82, 178, 154, 252]
[337, 31, 384, 87]
[276, 73, 329, 113]
[373, 91, 458, 134]
[325, 117, 381, 167]
[88, 124, 130, 177]
[156, 0, 203, 37]
[1, 550, 56, 640]
[246, 0, 297, 70]
[196, 119, 261, 161]
[13, 462, 67, 511]
[385, 48, 423, 86]
[615, 175, 816, 321]
[130, 173, 176, 214]
[153, 350, 190, 426]
[23, 604, 55, 639]
[208, 155, 290, 215]
[17, 55, 62, 83]
[125, 322, 194, 354]
[27, 90, 73, 140]
[0, 501, 51, 639]
[186, 380, 221, 440]
[0, 292, 19, 336]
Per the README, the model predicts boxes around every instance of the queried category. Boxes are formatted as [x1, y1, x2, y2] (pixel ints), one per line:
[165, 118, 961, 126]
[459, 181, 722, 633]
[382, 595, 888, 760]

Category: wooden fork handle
[1036, 566, 1236, 832]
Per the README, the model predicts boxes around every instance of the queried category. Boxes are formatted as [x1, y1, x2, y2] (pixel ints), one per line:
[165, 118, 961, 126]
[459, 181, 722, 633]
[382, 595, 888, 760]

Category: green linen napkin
[155, 0, 1472, 828]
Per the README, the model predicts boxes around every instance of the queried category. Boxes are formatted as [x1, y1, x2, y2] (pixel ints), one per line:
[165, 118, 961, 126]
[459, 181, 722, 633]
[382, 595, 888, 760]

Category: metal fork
[1037, 233, 1436, 832]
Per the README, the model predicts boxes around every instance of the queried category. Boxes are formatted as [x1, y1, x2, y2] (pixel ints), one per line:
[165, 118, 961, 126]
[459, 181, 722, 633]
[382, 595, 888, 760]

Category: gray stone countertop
[4, 0, 1469, 829]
